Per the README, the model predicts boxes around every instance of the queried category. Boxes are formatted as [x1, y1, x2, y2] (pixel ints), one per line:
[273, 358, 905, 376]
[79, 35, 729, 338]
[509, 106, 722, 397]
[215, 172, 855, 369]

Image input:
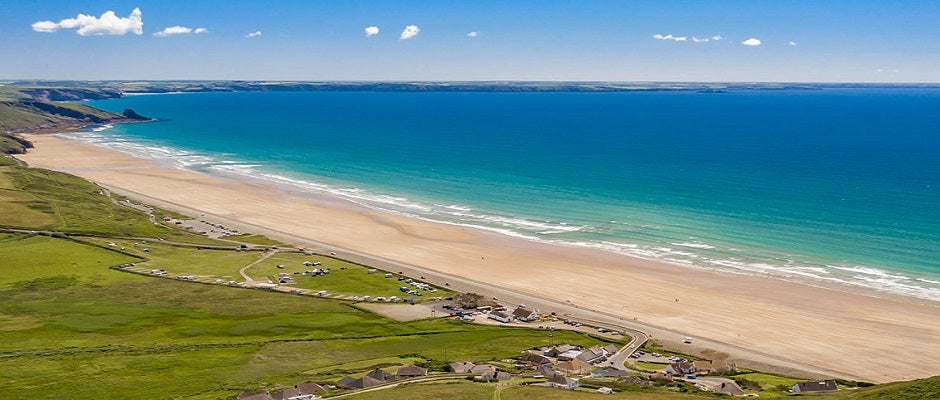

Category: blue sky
[2, 1, 939, 82]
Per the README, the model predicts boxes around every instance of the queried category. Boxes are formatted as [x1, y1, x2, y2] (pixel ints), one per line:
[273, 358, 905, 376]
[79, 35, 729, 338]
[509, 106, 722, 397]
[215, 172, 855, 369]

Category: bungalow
[488, 311, 513, 323]
[238, 393, 275, 400]
[545, 344, 576, 358]
[271, 388, 303, 400]
[470, 364, 498, 374]
[512, 306, 539, 322]
[365, 368, 396, 382]
[791, 380, 838, 393]
[554, 358, 592, 375]
[576, 346, 607, 364]
[448, 361, 476, 373]
[692, 360, 721, 375]
[295, 382, 327, 395]
[556, 349, 584, 361]
[335, 376, 357, 388]
[602, 344, 619, 356]
[347, 376, 384, 389]
[396, 365, 428, 378]
[665, 362, 695, 375]
[547, 375, 579, 390]
[591, 368, 628, 378]
[520, 351, 553, 367]
[480, 370, 512, 381]
[716, 382, 745, 396]
[521, 365, 559, 378]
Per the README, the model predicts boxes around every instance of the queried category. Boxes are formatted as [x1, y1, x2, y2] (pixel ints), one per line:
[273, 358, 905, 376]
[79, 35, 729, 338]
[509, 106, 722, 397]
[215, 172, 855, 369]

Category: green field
[0, 233, 612, 399]
[0, 162, 230, 244]
[249, 252, 454, 299]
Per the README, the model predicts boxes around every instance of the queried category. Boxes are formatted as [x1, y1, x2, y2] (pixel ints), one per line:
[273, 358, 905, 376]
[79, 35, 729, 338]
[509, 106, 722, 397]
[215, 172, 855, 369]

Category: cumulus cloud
[653, 33, 687, 42]
[742, 38, 762, 46]
[691, 36, 708, 43]
[245, 30, 262, 38]
[788, 41, 797, 46]
[467, 31, 478, 37]
[711, 35, 723, 41]
[400, 25, 420, 40]
[31, 7, 143, 36]
[154, 25, 207, 37]
[365, 26, 379, 37]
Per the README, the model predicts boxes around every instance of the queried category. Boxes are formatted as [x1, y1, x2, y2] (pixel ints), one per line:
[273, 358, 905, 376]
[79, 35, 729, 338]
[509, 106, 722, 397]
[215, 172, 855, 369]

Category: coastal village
[87, 213, 844, 399]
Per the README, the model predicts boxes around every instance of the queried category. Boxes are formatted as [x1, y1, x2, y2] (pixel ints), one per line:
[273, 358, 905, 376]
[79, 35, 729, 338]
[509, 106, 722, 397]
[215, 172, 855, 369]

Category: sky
[2, 0, 939, 82]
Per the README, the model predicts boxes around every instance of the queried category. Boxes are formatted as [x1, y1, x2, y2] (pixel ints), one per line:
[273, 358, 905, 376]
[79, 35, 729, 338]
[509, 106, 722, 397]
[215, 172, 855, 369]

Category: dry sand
[16, 134, 940, 383]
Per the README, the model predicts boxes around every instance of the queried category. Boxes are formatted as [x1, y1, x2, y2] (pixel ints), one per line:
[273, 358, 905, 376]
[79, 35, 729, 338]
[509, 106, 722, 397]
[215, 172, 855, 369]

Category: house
[488, 311, 513, 323]
[347, 375, 384, 389]
[271, 388, 303, 400]
[520, 351, 553, 367]
[596, 387, 613, 395]
[576, 346, 607, 364]
[512, 306, 539, 322]
[556, 349, 584, 361]
[448, 361, 476, 373]
[521, 365, 560, 378]
[470, 364, 497, 374]
[623, 376, 651, 386]
[396, 365, 428, 378]
[554, 358, 592, 375]
[692, 360, 728, 374]
[792, 380, 839, 393]
[602, 344, 619, 356]
[665, 362, 695, 375]
[480, 370, 511, 381]
[238, 393, 275, 400]
[365, 368, 396, 382]
[591, 368, 628, 378]
[716, 382, 745, 396]
[545, 344, 576, 357]
[547, 375, 579, 390]
[335, 376, 357, 387]
[295, 382, 327, 395]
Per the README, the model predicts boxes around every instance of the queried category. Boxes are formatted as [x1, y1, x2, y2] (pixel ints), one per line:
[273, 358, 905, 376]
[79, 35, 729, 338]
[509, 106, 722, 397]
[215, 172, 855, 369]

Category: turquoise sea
[76, 89, 940, 302]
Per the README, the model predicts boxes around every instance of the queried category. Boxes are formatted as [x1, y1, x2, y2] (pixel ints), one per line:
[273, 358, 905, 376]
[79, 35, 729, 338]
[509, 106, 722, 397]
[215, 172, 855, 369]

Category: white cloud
[711, 35, 723, 41]
[31, 7, 143, 36]
[742, 38, 762, 46]
[154, 26, 208, 37]
[653, 33, 687, 42]
[400, 25, 420, 40]
[692, 36, 708, 43]
[467, 31, 478, 38]
[154, 26, 190, 36]
[365, 26, 379, 37]
[246, 31, 262, 38]
[788, 41, 797, 46]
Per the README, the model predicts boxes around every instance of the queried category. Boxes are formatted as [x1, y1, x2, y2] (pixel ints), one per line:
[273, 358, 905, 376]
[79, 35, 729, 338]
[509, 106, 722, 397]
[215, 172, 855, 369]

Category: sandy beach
[16, 134, 940, 383]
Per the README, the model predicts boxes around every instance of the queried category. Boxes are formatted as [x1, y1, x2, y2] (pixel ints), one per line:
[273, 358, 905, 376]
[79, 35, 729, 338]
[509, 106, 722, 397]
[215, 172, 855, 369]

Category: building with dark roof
[792, 380, 838, 393]
[396, 365, 428, 377]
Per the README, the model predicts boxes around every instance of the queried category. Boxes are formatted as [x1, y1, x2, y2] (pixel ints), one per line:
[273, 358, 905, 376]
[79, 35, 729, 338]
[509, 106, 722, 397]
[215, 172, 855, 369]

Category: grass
[249, 252, 455, 299]
[343, 380, 494, 400]
[0, 163, 229, 244]
[827, 376, 940, 400]
[634, 361, 667, 371]
[81, 236, 260, 281]
[225, 233, 285, 246]
[0, 233, 611, 399]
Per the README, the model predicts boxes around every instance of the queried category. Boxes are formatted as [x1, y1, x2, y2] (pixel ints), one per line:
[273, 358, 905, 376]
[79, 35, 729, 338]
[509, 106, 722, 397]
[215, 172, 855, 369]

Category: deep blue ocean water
[78, 89, 940, 301]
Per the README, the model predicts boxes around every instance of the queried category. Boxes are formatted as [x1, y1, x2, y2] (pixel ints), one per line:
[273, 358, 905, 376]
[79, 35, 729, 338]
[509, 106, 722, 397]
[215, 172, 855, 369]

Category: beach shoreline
[14, 133, 940, 383]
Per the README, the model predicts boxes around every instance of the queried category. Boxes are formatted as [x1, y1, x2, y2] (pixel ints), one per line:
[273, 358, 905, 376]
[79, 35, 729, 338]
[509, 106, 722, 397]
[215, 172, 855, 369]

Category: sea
[71, 89, 940, 303]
